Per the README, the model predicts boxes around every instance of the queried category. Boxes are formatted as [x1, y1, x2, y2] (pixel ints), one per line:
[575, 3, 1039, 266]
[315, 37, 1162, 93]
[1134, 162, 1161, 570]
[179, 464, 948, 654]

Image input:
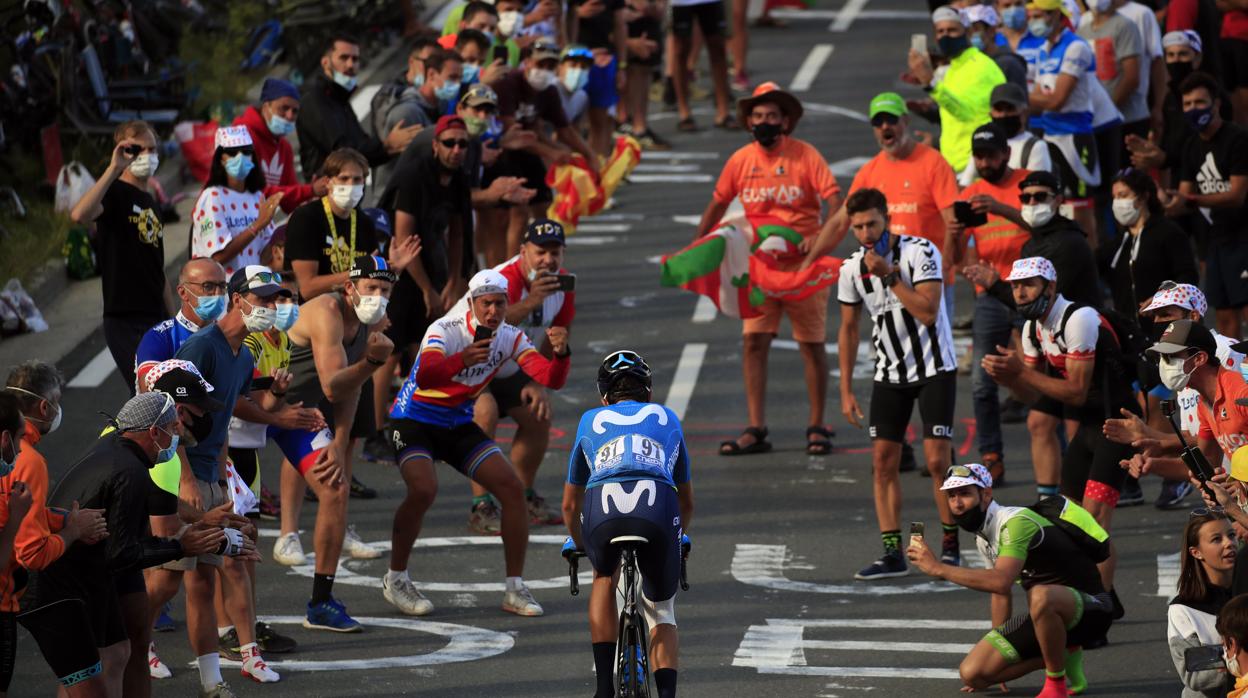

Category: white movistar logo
[592, 405, 668, 434]
[600, 480, 656, 515]
[1197, 152, 1230, 195]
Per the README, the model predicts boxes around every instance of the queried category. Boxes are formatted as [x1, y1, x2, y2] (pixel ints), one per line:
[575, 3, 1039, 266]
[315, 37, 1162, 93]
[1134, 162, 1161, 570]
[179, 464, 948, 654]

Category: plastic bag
[63, 225, 97, 280]
[54, 162, 96, 213]
[0, 279, 49, 336]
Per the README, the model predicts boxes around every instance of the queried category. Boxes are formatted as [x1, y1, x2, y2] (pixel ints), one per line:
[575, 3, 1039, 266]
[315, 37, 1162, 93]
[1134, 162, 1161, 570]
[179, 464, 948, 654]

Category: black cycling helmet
[596, 350, 652, 398]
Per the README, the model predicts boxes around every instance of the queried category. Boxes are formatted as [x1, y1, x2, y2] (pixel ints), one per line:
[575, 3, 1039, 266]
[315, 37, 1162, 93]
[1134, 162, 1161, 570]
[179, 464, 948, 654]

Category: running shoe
[527, 491, 564, 525]
[242, 655, 281, 683]
[258, 485, 280, 520]
[362, 432, 396, 465]
[854, 551, 909, 580]
[304, 597, 363, 633]
[502, 583, 544, 617]
[731, 70, 750, 93]
[635, 129, 671, 151]
[273, 532, 307, 566]
[343, 525, 384, 559]
[1155, 479, 1193, 510]
[256, 621, 297, 654]
[940, 538, 960, 567]
[148, 643, 171, 679]
[153, 601, 175, 632]
[614, 122, 634, 138]
[218, 628, 242, 661]
[469, 499, 503, 535]
[1110, 588, 1125, 620]
[199, 682, 238, 698]
[350, 475, 377, 499]
[382, 573, 435, 616]
[1117, 477, 1145, 507]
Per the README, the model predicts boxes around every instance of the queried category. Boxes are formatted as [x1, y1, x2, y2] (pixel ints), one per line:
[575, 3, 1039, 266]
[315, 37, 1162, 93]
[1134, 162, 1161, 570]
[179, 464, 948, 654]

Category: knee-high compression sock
[592, 642, 615, 698]
[1064, 647, 1086, 694]
[655, 668, 677, 698]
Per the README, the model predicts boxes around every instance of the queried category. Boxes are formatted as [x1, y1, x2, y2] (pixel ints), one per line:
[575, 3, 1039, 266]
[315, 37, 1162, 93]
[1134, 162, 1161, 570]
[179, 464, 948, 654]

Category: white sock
[196, 653, 223, 690]
[240, 642, 259, 661]
[386, 569, 408, 583]
[505, 576, 524, 592]
[217, 625, 234, 639]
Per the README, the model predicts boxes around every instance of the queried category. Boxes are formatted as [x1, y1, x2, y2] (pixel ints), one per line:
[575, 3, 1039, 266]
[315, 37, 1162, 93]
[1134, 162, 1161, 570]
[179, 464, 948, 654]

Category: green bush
[182, 2, 272, 121]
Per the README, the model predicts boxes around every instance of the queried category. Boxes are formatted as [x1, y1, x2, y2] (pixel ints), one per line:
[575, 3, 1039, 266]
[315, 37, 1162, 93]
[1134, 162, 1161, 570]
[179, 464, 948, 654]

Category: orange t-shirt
[1, 421, 65, 612]
[962, 169, 1031, 284]
[1197, 368, 1248, 458]
[713, 137, 841, 238]
[848, 142, 958, 249]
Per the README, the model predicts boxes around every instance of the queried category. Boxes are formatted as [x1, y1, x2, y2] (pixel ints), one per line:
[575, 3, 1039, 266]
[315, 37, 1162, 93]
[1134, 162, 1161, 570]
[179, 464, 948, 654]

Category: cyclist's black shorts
[581, 479, 682, 603]
[984, 587, 1112, 663]
[868, 371, 956, 442]
[17, 598, 104, 687]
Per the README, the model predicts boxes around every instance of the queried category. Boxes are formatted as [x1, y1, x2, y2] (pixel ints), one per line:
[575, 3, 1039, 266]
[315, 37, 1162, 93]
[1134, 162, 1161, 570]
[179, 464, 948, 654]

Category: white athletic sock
[197, 653, 223, 690]
[240, 642, 259, 661]
[385, 569, 409, 583]
[217, 625, 235, 639]
[505, 576, 523, 592]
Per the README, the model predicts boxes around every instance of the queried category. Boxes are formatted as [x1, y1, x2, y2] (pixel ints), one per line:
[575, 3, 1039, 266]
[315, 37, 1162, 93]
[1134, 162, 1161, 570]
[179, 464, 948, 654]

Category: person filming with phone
[383, 269, 570, 619]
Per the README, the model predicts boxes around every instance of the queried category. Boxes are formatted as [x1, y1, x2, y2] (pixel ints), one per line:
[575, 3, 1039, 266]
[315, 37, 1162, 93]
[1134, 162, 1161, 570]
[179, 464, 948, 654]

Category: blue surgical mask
[462, 63, 480, 85]
[562, 66, 588, 92]
[1028, 17, 1051, 38]
[224, 153, 254, 180]
[193, 293, 227, 323]
[482, 31, 495, 44]
[969, 33, 985, 50]
[275, 302, 299, 331]
[1002, 5, 1027, 30]
[332, 70, 358, 91]
[156, 427, 179, 464]
[871, 230, 892, 256]
[435, 80, 461, 102]
[267, 113, 294, 136]
[411, 71, 425, 88]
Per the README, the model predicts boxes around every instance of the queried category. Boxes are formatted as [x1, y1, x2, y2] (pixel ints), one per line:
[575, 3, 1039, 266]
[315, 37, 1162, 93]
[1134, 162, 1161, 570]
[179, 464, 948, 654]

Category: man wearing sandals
[695, 83, 843, 457]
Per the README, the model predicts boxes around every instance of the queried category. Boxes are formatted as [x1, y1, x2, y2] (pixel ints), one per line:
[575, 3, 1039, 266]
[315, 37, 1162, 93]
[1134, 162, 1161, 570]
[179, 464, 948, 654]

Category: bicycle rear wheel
[614, 613, 650, 698]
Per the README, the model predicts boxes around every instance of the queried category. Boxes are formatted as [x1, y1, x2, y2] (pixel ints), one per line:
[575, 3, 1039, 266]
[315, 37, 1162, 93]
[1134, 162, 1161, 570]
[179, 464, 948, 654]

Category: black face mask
[1167, 60, 1195, 86]
[992, 114, 1023, 138]
[185, 411, 213, 446]
[1146, 320, 1169, 343]
[953, 498, 988, 533]
[937, 34, 970, 58]
[753, 122, 783, 148]
[1017, 291, 1053, 320]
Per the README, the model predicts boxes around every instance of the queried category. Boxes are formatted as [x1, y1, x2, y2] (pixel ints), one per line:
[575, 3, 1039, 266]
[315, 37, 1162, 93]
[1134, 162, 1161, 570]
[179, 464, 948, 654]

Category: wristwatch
[882, 269, 901, 288]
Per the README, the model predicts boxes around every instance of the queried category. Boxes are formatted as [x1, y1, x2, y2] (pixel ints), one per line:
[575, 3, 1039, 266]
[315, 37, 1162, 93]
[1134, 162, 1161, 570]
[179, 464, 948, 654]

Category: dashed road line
[790, 44, 834, 92]
[665, 343, 707, 420]
[830, 0, 871, 32]
[67, 347, 117, 389]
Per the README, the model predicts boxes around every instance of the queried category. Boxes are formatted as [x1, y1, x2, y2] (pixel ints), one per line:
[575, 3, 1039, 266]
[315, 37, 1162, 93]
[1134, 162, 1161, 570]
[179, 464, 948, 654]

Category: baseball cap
[971, 123, 1009, 155]
[468, 269, 509, 298]
[1146, 319, 1218, 359]
[349, 255, 398, 284]
[869, 92, 907, 119]
[530, 39, 560, 63]
[1019, 170, 1061, 192]
[215, 125, 253, 150]
[963, 4, 999, 26]
[459, 83, 498, 109]
[1163, 29, 1202, 54]
[435, 115, 467, 138]
[1027, 0, 1068, 14]
[931, 5, 965, 25]
[940, 463, 994, 491]
[991, 82, 1028, 109]
[560, 44, 593, 61]
[115, 391, 178, 432]
[1141, 282, 1207, 318]
[147, 361, 226, 412]
[1005, 256, 1057, 282]
[523, 218, 566, 247]
[229, 265, 291, 298]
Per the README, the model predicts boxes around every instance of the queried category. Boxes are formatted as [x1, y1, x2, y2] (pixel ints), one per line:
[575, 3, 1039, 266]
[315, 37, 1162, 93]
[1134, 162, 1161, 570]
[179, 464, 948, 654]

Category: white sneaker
[272, 532, 306, 566]
[502, 583, 544, 617]
[241, 655, 281, 683]
[382, 573, 434, 616]
[148, 643, 171, 679]
[342, 525, 383, 560]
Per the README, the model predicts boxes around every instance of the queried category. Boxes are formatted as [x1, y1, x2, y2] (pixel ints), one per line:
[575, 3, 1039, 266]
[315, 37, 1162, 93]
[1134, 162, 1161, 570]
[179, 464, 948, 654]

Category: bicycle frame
[615, 541, 651, 698]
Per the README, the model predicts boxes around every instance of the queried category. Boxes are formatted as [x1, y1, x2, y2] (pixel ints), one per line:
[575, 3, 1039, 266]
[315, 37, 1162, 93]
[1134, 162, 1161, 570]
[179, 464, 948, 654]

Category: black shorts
[581, 480, 682, 603]
[868, 371, 956, 442]
[112, 568, 146, 597]
[228, 446, 260, 492]
[986, 588, 1113, 663]
[671, 0, 726, 39]
[17, 599, 104, 687]
[1204, 237, 1248, 309]
[317, 380, 376, 441]
[27, 570, 127, 649]
[391, 418, 502, 478]
[1062, 420, 1132, 505]
[1222, 38, 1248, 89]
[385, 277, 432, 352]
[628, 15, 664, 66]
[1050, 133, 1098, 201]
[490, 372, 533, 414]
[483, 150, 552, 206]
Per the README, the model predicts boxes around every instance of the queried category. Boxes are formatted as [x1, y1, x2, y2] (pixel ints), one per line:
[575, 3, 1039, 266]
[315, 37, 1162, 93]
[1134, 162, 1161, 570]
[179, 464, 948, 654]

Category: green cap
[869, 92, 908, 118]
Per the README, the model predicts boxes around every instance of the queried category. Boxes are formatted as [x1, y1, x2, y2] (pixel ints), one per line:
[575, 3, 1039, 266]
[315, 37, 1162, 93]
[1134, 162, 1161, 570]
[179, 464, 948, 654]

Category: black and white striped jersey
[837, 234, 957, 385]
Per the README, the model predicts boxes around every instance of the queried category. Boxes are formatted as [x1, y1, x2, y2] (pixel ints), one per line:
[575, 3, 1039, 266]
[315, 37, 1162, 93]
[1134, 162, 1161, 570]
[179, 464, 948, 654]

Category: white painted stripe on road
[574, 223, 631, 233]
[829, 156, 870, 177]
[589, 212, 645, 221]
[629, 173, 713, 183]
[566, 235, 619, 246]
[649, 151, 721, 160]
[351, 84, 382, 123]
[773, 618, 987, 630]
[769, 8, 929, 21]
[665, 343, 707, 420]
[790, 44, 834, 92]
[754, 666, 963, 680]
[633, 163, 704, 173]
[830, 0, 871, 31]
[801, 640, 971, 654]
[672, 215, 701, 226]
[731, 544, 962, 595]
[67, 347, 116, 389]
[1157, 552, 1179, 597]
[692, 296, 717, 323]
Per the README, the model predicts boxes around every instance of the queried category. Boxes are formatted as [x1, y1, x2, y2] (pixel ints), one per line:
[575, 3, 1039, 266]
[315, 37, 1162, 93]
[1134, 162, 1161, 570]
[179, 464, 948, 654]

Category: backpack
[369, 77, 408, 138]
[1027, 495, 1111, 563]
[1026, 301, 1143, 386]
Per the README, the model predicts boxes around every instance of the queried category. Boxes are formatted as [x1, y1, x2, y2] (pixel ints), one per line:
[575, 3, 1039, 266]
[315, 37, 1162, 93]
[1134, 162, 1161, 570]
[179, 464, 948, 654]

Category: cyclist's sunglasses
[1157, 279, 1181, 292]
[945, 465, 975, 480]
[439, 138, 471, 150]
[1018, 191, 1054, 204]
[247, 271, 282, 285]
[870, 113, 900, 127]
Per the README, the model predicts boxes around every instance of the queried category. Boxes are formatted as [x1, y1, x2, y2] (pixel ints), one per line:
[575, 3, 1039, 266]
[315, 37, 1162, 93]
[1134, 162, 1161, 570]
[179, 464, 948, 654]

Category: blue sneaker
[303, 597, 363, 633]
[854, 551, 909, 580]
[153, 602, 175, 632]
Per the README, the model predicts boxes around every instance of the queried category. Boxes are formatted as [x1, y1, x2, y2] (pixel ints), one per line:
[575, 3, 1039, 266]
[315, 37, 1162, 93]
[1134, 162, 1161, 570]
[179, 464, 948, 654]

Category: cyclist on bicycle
[562, 351, 694, 698]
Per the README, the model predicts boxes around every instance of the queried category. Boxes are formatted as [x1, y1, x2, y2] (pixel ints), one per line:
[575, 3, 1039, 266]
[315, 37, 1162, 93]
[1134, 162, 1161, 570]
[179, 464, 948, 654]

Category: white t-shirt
[191, 186, 274, 278]
[1117, 1, 1163, 112]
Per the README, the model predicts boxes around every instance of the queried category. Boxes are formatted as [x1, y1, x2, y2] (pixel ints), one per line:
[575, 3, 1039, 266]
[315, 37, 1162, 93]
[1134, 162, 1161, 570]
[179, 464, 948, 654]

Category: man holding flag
[687, 82, 843, 457]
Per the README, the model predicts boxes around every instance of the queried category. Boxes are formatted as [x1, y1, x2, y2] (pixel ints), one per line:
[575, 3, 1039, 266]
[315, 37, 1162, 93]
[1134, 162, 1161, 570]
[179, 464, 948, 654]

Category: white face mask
[561, 66, 588, 92]
[1158, 353, 1194, 392]
[7, 386, 61, 434]
[354, 294, 389, 325]
[1021, 203, 1055, 228]
[498, 10, 524, 37]
[527, 68, 556, 91]
[129, 153, 159, 178]
[1228, 646, 1243, 678]
[1111, 197, 1142, 226]
[331, 184, 364, 210]
[332, 70, 358, 91]
[241, 298, 276, 332]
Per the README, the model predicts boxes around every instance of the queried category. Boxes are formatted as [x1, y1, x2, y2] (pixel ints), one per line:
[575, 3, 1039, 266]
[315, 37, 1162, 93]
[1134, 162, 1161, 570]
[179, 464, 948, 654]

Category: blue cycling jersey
[567, 400, 691, 489]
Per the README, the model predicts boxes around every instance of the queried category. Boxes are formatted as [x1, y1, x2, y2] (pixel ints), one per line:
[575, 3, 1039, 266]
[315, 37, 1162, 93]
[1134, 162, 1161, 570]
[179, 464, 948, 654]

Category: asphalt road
[10, 2, 1188, 696]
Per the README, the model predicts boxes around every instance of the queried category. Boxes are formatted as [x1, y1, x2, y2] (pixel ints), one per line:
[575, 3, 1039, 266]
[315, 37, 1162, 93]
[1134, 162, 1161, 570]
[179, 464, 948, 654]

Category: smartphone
[492, 45, 509, 63]
[1184, 645, 1227, 673]
[124, 144, 143, 156]
[871, 230, 891, 256]
[555, 273, 576, 292]
[909, 521, 925, 547]
[251, 376, 276, 391]
[911, 33, 928, 55]
[474, 325, 494, 343]
[954, 201, 988, 227]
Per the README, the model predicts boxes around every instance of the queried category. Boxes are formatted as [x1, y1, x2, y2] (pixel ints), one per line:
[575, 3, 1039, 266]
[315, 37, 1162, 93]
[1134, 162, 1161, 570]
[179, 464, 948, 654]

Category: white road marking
[67, 347, 117, 389]
[790, 44, 835, 92]
[801, 640, 970, 654]
[769, 8, 930, 21]
[730, 544, 962, 595]
[574, 223, 631, 233]
[830, 0, 871, 31]
[588, 212, 645, 220]
[693, 296, 717, 323]
[665, 343, 707, 420]
[648, 151, 721, 160]
[1157, 552, 1179, 598]
[779, 619, 987, 630]
[629, 173, 713, 183]
[567, 235, 620, 246]
[207, 616, 512, 670]
[802, 102, 870, 123]
[633, 163, 704, 173]
[829, 156, 870, 177]
[350, 84, 382, 123]
[671, 215, 702, 226]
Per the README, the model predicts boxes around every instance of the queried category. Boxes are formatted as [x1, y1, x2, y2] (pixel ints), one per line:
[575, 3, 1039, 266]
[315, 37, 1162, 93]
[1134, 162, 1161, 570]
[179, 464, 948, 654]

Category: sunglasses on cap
[1157, 279, 1180, 292]
[439, 138, 471, 150]
[533, 39, 559, 53]
[945, 464, 976, 480]
[870, 113, 900, 127]
[1018, 191, 1054, 204]
[248, 270, 282, 285]
[1191, 507, 1227, 518]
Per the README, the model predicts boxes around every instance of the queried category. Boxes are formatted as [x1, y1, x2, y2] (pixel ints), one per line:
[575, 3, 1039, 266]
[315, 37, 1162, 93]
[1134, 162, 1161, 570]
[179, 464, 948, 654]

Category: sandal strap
[743, 425, 769, 440]
[806, 425, 833, 439]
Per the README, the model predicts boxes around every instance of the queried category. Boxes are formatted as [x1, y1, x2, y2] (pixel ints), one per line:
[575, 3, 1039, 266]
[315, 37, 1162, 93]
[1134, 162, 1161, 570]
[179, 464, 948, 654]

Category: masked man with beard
[907, 464, 1114, 698]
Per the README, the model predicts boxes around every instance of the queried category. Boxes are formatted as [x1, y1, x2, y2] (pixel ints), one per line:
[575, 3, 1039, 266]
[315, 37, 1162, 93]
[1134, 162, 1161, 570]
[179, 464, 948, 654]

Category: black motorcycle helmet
[596, 350, 652, 399]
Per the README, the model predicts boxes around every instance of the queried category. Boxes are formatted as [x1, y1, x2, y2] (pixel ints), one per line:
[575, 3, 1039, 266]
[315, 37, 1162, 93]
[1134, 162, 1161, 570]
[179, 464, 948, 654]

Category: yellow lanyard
[323, 196, 357, 273]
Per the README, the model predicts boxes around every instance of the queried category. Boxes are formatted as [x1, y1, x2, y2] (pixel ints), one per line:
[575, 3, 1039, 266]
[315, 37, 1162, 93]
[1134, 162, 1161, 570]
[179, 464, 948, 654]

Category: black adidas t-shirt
[1180, 122, 1248, 241]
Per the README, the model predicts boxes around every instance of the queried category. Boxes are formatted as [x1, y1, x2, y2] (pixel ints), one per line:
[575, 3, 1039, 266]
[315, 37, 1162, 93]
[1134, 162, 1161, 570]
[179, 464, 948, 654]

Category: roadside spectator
[996, 0, 1029, 50]
[296, 33, 422, 179]
[1220, 2, 1248, 122]
[907, 6, 1005, 176]
[1168, 511, 1236, 698]
[69, 120, 172, 396]
[729, 0, 751, 90]
[964, 5, 1027, 87]
[190, 126, 284, 278]
[556, 44, 593, 124]
[1167, 71, 1248, 339]
[234, 78, 326, 213]
[670, 0, 733, 133]
[622, 4, 670, 149]
[1219, 595, 1248, 698]
[1115, 0, 1166, 134]
[384, 50, 464, 136]
[370, 39, 442, 184]
[1077, 0, 1148, 141]
[569, 0, 627, 156]
[1164, 0, 1222, 80]
[988, 82, 1054, 175]
[457, 29, 508, 90]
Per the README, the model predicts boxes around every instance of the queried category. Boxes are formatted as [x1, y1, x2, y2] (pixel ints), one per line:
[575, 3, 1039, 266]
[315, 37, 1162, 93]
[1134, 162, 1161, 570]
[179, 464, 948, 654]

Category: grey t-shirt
[1077, 13, 1149, 123]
